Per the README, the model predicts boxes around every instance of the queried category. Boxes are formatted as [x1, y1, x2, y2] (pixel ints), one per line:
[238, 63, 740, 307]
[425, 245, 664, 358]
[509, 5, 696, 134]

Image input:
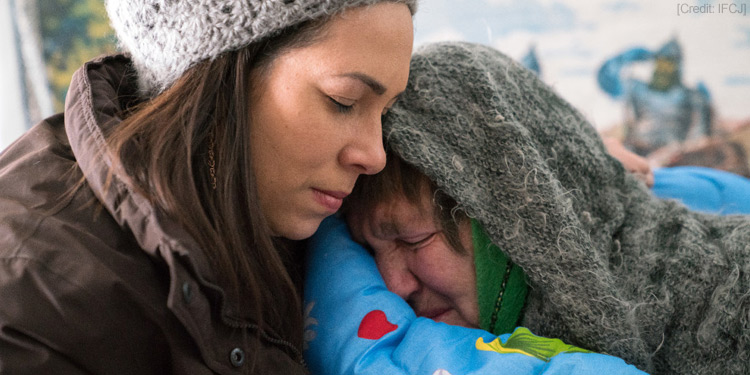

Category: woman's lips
[419, 308, 451, 322]
[312, 189, 348, 212]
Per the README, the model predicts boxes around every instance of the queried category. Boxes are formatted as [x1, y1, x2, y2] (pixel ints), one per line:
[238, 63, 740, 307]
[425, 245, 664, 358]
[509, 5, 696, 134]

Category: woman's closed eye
[328, 96, 354, 113]
[397, 232, 437, 250]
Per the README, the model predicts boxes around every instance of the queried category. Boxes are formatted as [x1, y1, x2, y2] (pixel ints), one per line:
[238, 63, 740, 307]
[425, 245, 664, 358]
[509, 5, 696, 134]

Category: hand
[602, 136, 654, 187]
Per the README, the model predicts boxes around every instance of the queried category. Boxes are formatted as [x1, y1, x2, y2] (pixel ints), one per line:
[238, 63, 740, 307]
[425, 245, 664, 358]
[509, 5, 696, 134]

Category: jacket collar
[63, 54, 304, 366]
[63, 54, 219, 291]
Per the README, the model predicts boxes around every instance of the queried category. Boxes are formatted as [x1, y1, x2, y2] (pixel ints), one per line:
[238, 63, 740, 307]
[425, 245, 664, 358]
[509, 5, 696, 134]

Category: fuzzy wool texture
[384, 41, 750, 374]
[105, 0, 417, 97]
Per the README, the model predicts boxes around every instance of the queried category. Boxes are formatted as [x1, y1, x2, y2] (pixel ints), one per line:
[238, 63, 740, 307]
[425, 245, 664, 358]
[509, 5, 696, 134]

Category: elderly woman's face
[250, 3, 413, 240]
[347, 189, 480, 329]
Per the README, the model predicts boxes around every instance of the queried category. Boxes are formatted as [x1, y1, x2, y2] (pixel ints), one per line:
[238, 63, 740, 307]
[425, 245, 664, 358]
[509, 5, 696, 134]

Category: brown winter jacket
[0, 54, 308, 375]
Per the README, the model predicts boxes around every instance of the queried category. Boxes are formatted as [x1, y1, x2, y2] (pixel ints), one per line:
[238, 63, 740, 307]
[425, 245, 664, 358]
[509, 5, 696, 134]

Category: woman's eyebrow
[338, 72, 386, 95]
[379, 221, 400, 238]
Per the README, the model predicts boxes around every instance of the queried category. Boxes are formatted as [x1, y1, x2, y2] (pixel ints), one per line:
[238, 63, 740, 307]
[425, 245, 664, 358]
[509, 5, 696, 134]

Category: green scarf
[472, 219, 527, 336]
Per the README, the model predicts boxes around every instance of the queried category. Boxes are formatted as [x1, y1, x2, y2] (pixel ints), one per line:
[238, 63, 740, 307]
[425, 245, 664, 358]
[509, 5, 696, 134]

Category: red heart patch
[357, 310, 398, 340]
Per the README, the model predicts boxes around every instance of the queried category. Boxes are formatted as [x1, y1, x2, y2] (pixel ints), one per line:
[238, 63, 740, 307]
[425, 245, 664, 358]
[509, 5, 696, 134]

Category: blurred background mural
[412, 0, 750, 176]
[1, 0, 114, 151]
[1, 0, 749, 175]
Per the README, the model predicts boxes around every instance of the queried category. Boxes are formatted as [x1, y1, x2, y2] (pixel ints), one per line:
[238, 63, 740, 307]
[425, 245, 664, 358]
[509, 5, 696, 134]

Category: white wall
[0, 0, 29, 152]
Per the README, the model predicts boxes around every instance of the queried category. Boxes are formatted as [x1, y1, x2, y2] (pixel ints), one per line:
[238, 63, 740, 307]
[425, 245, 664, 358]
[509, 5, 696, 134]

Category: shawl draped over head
[382, 41, 750, 374]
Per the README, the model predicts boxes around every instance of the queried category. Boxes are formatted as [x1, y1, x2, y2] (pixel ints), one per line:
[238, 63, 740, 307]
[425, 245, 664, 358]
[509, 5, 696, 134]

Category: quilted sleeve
[303, 216, 647, 375]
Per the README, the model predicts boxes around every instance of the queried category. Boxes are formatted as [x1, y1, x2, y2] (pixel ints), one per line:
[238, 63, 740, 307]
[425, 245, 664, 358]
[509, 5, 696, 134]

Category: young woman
[303, 42, 750, 375]
[0, 0, 415, 373]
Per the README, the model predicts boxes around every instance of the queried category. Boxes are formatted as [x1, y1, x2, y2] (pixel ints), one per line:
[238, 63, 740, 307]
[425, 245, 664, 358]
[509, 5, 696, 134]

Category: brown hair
[105, 19, 329, 360]
[343, 147, 469, 254]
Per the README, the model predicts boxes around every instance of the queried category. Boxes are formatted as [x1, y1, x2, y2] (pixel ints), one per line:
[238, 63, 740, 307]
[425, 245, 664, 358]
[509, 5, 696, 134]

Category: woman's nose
[376, 254, 419, 300]
[339, 116, 387, 175]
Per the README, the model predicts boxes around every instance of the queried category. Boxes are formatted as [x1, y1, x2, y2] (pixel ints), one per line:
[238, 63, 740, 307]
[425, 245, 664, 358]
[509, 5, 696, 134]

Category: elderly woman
[303, 42, 750, 375]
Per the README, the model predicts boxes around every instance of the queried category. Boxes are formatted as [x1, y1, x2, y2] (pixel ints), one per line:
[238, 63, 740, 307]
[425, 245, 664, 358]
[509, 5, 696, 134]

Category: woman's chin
[271, 216, 328, 241]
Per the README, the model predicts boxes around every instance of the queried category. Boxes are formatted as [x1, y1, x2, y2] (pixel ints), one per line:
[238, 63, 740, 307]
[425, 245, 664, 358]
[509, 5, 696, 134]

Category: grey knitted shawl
[384, 41, 750, 374]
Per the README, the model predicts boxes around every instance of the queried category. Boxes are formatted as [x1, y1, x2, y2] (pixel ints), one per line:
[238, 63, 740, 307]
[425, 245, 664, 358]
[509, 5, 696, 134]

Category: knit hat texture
[384, 41, 750, 374]
[106, 0, 417, 96]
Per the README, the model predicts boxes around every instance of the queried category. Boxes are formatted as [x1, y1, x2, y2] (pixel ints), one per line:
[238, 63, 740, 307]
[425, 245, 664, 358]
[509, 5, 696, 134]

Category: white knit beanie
[106, 0, 417, 97]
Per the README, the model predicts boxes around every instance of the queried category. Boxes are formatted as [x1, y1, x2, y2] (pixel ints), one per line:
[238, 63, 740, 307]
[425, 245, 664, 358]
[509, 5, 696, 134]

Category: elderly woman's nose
[376, 255, 420, 299]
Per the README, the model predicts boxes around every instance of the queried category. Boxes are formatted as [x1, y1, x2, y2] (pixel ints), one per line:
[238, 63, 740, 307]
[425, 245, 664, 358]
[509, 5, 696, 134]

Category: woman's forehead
[367, 194, 437, 239]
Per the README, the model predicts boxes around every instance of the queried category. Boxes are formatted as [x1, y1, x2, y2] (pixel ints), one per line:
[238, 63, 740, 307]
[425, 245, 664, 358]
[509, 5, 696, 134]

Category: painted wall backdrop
[412, 0, 750, 132]
[1, 0, 114, 151]
[1, 0, 748, 152]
